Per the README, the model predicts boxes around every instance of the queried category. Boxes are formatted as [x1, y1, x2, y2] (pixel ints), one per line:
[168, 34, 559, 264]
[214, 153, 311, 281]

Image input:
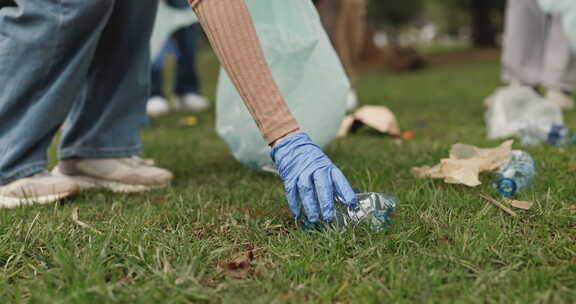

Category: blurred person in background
[147, 0, 209, 117]
[314, 0, 368, 110]
[0, 0, 358, 225]
[486, 0, 576, 110]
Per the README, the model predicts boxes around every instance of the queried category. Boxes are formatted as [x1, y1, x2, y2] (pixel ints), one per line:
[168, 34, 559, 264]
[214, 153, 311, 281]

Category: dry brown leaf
[338, 106, 401, 137]
[354, 106, 401, 136]
[219, 250, 255, 279]
[505, 199, 534, 210]
[337, 115, 356, 137]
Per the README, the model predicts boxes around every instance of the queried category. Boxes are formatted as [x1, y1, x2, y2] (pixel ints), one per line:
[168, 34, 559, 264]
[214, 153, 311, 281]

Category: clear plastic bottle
[300, 192, 397, 232]
[546, 125, 576, 146]
[520, 124, 576, 146]
[494, 150, 536, 197]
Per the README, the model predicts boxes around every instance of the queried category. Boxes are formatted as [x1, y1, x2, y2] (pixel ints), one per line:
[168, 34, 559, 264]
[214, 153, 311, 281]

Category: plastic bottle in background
[546, 125, 576, 146]
[520, 124, 576, 146]
[493, 150, 536, 197]
[300, 192, 397, 232]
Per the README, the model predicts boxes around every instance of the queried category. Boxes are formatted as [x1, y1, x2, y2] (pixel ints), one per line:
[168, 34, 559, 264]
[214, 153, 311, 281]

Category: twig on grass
[71, 207, 102, 234]
[479, 193, 517, 217]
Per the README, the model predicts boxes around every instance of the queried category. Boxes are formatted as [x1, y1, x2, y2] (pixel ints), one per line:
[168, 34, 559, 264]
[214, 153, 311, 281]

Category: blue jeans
[151, 0, 201, 97]
[0, 0, 158, 185]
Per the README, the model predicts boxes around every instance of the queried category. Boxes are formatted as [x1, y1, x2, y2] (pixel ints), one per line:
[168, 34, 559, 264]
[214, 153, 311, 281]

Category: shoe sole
[53, 168, 167, 194]
[0, 191, 77, 209]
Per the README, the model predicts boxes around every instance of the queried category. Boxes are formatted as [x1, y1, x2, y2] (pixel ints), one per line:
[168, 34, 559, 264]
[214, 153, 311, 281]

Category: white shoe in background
[178, 93, 209, 112]
[147, 96, 171, 117]
[546, 89, 575, 110]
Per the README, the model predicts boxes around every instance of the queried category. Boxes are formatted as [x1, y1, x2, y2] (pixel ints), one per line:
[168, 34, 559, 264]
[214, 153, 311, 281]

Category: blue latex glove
[271, 132, 358, 223]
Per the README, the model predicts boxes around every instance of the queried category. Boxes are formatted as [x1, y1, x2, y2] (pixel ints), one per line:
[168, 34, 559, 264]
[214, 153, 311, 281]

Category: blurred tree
[368, 0, 424, 45]
[445, 0, 505, 47]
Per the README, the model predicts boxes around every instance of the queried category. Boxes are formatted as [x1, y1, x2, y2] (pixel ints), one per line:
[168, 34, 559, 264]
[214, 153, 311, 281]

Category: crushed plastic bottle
[299, 192, 396, 232]
[520, 124, 576, 146]
[493, 150, 536, 197]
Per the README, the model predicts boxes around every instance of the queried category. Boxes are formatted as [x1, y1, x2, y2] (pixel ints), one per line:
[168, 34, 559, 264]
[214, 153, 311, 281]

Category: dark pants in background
[151, 0, 201, 98]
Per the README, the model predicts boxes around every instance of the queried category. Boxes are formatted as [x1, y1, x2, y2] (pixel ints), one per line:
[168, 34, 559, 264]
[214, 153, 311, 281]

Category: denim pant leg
[174, 24, 201, 95]
[150, 39, 179, 98]
[0, 1, 116, 185]
[58, 0, 158, 159]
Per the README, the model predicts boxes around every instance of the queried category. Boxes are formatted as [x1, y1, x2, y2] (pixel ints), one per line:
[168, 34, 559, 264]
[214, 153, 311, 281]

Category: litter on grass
[493, 150, 536, 197]
[299, 192, 396, 232]
[479, 193, 535, 216]
[485, 86, 563, 140]
[412, 140, 513, 187]
[178, 116, 199, 127]
[338, 105, 401, 137]
[520, 124, 576, 146]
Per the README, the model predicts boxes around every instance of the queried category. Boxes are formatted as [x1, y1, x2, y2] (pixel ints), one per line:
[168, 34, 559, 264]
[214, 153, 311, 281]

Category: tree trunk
[470, 0, 497, 48]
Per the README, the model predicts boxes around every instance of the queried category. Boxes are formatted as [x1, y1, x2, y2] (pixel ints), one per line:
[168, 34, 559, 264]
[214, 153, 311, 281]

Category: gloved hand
[271, 132, 357, 223]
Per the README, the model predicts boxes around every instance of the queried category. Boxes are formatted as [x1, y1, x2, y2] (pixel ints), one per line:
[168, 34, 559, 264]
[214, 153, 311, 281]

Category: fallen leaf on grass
[505, 199, 534, 210]
[71, 208, 102, 234]
[219, 250, 255, 279]
[338, 106, 401, 137]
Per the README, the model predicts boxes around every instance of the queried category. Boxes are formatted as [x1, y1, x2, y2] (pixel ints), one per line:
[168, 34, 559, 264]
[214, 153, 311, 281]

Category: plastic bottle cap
[497, 178, 517, 197]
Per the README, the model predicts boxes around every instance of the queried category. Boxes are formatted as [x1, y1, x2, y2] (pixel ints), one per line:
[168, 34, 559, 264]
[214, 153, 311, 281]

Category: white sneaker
[177, 93, 209, 112]
[147, 96, 171, 117]
[546, 89, 575, 110]
[53, 157, 174, 193]
[0, 172, 80, 209]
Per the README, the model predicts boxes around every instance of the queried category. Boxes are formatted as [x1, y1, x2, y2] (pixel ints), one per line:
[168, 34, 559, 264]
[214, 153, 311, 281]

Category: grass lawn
[1, 51, 575, 303]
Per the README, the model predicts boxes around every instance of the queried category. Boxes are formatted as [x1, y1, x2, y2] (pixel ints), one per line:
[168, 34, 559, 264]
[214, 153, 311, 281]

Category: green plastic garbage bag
[539, 0, 576, 50]
[216, 0, 350, 171]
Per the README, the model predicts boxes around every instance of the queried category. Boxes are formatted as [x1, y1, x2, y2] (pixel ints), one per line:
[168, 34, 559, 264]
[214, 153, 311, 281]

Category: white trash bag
[485, 86, 563, 140]
[216, 0, 350, 171]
